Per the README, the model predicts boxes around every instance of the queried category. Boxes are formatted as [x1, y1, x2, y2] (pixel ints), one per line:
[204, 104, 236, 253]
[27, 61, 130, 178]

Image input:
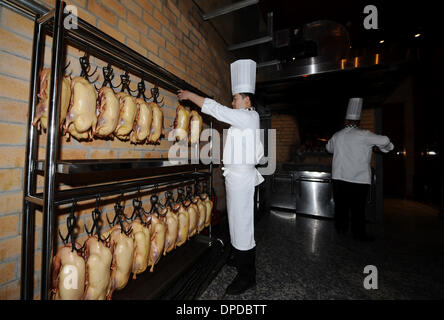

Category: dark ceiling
[193, 0, 440, 136]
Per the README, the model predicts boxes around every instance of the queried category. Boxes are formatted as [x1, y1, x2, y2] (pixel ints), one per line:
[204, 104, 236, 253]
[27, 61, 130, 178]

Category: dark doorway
[382, 103, 406, 198]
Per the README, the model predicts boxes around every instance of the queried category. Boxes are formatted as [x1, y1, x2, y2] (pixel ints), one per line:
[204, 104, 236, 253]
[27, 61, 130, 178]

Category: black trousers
[332, 179, 370, 237]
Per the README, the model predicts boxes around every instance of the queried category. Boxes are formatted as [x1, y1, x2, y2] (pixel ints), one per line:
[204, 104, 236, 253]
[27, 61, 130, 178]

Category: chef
[326, 98, 394, 241]
[177, 59, 264, 295]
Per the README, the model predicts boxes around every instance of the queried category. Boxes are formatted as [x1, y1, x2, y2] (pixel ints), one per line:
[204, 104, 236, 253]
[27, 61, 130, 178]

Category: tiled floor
[199, 199, 444, 300]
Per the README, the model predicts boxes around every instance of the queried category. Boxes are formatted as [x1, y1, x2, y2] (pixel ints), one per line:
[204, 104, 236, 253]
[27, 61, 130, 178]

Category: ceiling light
[292, 57, 296, 61]
[379, 40, 384, 44]
[415, 33, 421, 38]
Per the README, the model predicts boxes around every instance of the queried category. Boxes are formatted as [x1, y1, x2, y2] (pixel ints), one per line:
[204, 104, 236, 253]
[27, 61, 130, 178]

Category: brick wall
[0, 0, 232, 299]
[271, 114, 300, 163]
[271, 110, 376, 165]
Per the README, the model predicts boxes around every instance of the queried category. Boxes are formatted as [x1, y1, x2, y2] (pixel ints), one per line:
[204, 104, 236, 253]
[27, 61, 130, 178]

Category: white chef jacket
[201, 98, 264, 250]
[326, 126, 394, 185]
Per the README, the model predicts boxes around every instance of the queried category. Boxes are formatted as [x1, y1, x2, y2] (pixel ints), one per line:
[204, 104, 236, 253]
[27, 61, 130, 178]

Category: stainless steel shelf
[32, 171, 210, 207]
[35, 158, 207, 175]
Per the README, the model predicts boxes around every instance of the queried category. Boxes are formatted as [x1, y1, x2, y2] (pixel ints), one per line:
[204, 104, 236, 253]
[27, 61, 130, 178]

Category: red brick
[0, 28, 32, 59]
[148, 29, 165, 48]
[166, 0, 180, 19]
[0, 122, 26, 145]
[97, 20, 126, 43]
[1, 8, 33, 39]
[0, 169, 21, 192]
[143, 12, 162, 33]
[125, 0, 143, 18]
[163, 6, 177, 24]
[161, 26, 175, 44]
[141, 35, 159, 55]
[88, 0, 117, 25]
[127, 10, 148, 35]
[101, 0, 126, 18]
[0, 237, 21, 261]
[135, 0, 153, 14]
[153, 8, 169, 27]
[149, 0, 163, 10]
[0, 214, 19, 237]
[0, 280, 20, 300]
[118, 19, 140, 41]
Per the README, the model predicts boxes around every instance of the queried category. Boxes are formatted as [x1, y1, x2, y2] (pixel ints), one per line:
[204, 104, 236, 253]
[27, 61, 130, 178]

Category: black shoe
[353, 234, 375, 242]
[225, 274, 256, 295]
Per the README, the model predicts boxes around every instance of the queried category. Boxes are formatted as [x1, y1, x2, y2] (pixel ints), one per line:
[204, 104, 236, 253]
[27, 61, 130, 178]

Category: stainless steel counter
[270, 170, 335, 218]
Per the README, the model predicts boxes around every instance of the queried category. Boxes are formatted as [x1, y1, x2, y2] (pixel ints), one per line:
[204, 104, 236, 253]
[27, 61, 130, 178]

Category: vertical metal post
[41, 0, 65, 300]
[20, 14, 45, 301]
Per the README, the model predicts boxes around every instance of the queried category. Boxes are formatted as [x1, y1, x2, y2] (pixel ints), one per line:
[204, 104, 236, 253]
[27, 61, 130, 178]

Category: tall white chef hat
[345, 97, 363, 120]
[230, 59, 257, 95]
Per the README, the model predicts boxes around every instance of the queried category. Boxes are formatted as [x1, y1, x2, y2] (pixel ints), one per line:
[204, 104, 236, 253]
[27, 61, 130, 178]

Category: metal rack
[1, 0, 216, 300]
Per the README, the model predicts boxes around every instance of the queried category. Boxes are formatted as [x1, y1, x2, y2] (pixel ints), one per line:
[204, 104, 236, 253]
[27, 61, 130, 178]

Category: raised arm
[177, 89, 255, 129]
[365, 131, 394, 153]
[177, 89, 205, 108]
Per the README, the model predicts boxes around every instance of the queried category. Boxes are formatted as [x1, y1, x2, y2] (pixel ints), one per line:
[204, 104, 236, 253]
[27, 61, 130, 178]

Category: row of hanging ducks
[32, 59, 203, 145]
[52, 184, 213, 300]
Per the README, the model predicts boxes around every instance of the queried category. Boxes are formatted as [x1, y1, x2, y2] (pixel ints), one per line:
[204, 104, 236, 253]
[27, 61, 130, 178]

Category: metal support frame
[2, 0, 215, 300]
[202, 0, 259, 21]
[228, 11, 273, 51]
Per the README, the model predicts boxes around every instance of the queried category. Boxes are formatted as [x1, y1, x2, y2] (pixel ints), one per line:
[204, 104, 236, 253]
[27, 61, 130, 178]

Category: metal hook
[118, 70, 137, 95]
[163, 190, 174, 208]
[64, 61, 72, 77]
[136, 76, 151, 102]
[150, 86, 165, 107]
[85, 196, 104, 240]
[176, 187, 185, 203]
[58, 201, 80, 252]
[131, 188, 147, 223]
[79, 50, 99, 84]
[95, 63, 118, 91]
[185, 185, 194, 201]
[156, 203, 167, 218]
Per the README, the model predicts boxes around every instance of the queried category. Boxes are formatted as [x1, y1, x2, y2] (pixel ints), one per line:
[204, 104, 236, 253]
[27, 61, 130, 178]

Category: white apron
[201, 98, 265, 251]
[223, 165, 264, 250]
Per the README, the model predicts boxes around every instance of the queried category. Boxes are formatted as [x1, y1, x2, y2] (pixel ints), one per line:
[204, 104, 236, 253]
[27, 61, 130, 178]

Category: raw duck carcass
[184, 200, 198, 238]
[32, 68, 72, 131]
[51, 242, 85, 300]
[148, 210, 166, 272]
[175, 202, 189, 247]
[194, 196, 206, 234]
[94, 87, 120, 137]
[189, 110, 203, 144]
[83, 236, 112, 300]
[130, 220, 150, 278]
[63, 76, 97, 141]
[147, 102, 164, 144]
[106, 225, 134, 299]
[114, 92, 137, 140]
[130, 98, 152, 144]
[172, 105, 190, 142]
[163, 205, 179, 255]
[203, 194, 213, 228]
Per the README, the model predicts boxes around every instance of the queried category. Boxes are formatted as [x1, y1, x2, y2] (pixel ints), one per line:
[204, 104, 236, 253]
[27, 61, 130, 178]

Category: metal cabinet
[294, 171, 335, 218]
[270, 173, 297, 210]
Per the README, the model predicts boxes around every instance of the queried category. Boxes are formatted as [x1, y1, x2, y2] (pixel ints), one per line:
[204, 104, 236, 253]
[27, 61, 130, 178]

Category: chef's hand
[177, 89, 205, 108]
[177, 89, 192, 101]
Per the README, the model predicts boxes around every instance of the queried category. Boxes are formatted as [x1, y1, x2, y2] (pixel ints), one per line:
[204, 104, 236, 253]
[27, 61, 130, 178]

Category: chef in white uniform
[177, 59, 264, 295]
[326, 98, 394, 241]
